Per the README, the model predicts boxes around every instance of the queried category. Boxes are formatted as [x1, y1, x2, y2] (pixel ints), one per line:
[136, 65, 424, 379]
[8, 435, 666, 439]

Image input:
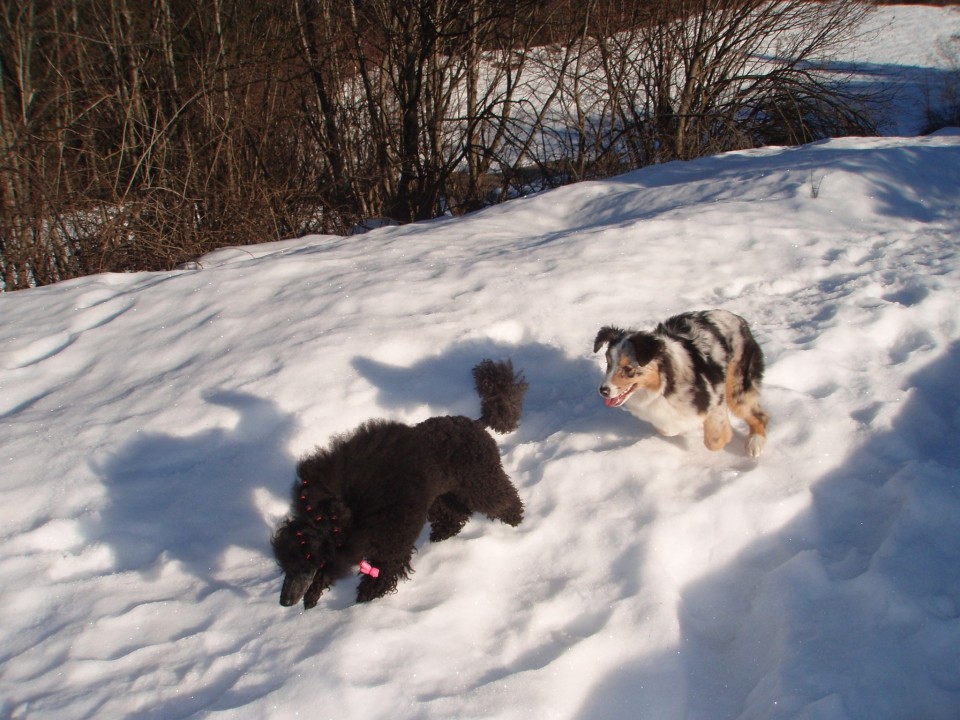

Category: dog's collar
[359, 560, 380, 578]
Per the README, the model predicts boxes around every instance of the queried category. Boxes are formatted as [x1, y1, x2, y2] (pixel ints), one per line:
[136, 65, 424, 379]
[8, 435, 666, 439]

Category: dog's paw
[430, 519, 467, 542]
[356, 573, 399, 603]
[745, 434, 766, 458]
[494, 497, 524, 526]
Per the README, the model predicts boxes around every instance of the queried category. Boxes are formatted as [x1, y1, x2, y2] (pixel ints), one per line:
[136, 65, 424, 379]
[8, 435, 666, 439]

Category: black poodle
[271, 359, 528, 609]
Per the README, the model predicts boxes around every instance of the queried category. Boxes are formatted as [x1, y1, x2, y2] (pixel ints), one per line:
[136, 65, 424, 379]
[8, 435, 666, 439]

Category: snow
[3, 6, 960, 719]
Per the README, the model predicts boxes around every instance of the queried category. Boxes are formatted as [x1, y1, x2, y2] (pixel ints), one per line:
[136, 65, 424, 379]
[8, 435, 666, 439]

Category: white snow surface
[3, 7, 960, 719]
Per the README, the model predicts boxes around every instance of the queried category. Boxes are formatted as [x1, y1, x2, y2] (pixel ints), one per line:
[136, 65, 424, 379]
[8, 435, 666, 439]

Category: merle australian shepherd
[594, 310, 769, 457]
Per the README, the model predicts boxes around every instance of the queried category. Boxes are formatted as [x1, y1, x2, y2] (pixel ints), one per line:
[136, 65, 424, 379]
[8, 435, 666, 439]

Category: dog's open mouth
[604, 385, 635, 407]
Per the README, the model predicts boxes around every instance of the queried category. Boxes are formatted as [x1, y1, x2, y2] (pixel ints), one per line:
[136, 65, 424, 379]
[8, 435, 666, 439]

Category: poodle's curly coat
[271, 359, 528, 609]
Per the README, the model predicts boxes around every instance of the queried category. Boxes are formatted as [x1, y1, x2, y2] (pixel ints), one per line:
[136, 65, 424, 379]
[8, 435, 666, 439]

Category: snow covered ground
[2, 6, 960, 719]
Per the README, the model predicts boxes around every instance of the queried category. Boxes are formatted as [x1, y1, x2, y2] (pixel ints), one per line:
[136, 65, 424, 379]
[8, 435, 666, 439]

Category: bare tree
[1, 0, 881, 291]
[1, 0, 329, 289]
[922, 33, 960, 134]
[600, 0, 879, 163]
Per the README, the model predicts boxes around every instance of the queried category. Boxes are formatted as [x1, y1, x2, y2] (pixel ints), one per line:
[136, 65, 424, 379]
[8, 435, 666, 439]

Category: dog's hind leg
[733, 398, 769, 458]
[428, 493, 471, 542]
[459, 469, 524, 527]
[490, 484, 524, 527]
[727, 365, 769, 458]
[727, 330, 769, 458]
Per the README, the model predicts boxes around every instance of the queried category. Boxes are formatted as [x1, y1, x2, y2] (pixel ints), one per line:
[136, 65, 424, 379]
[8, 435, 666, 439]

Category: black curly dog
[271, 359, 527, 609]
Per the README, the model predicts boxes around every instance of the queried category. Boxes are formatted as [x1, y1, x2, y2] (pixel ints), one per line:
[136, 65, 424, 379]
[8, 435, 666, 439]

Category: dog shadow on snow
[352, 338, 647, 485]
[88, 390, 296, 588]
[86, 340, 629, 586]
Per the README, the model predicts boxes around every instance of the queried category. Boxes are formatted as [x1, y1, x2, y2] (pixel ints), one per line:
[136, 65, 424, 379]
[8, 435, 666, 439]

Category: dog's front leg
[303, 572, 331, 609]
[702, 407, 733, 451]
[356, 558, 408, 602]
[355, 542, 416, 603]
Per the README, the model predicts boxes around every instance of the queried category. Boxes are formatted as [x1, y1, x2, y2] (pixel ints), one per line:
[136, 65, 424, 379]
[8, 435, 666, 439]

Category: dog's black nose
[279, 572, 314, 608]
[599, 385, 609, 397]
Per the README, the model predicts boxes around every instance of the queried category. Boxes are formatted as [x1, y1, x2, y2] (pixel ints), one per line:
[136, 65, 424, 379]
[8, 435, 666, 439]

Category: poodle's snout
[279, 571, 316, 607]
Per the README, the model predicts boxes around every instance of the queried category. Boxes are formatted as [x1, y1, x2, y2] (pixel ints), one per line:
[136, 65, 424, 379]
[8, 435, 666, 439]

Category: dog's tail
[472, 359, 528, 434]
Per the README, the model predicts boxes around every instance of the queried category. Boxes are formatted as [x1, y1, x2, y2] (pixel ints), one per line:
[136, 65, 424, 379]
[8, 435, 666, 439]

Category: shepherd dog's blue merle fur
[594, 310, 769, 457]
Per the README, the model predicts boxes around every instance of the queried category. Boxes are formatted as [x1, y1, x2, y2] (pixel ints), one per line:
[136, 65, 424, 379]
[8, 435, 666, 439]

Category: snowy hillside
[2, 6, 960, 720]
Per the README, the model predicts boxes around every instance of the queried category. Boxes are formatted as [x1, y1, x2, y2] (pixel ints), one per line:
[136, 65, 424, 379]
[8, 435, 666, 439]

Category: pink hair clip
[359, 560, 380, 578]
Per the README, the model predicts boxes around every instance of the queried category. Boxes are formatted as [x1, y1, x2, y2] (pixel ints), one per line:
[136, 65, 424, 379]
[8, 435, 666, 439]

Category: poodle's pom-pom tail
[472, 359, 528, 434]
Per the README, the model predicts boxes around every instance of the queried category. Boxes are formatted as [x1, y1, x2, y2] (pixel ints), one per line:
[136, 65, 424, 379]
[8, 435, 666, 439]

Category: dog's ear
[271, 517, 316, 571]
[628, 333, 663, 366]
[594, 326, 625, 353]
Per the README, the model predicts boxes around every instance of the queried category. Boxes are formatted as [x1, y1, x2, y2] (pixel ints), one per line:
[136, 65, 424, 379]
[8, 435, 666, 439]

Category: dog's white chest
[622, 392, 702, 436]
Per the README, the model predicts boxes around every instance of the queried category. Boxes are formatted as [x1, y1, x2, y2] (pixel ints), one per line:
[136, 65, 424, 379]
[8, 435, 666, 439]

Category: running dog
[594, 310, 769, 457]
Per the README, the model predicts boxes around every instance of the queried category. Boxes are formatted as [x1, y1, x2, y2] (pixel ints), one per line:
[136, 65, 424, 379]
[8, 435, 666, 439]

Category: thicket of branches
[1, 0, 879, 290]
[922, 34, 960, 134]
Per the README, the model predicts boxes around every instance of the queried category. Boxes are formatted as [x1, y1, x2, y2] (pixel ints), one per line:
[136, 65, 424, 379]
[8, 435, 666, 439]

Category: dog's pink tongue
[604, 395, 624, 408]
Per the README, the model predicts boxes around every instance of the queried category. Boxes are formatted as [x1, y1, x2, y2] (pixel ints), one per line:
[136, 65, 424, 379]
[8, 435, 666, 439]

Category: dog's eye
[623, 367, 636, 378]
